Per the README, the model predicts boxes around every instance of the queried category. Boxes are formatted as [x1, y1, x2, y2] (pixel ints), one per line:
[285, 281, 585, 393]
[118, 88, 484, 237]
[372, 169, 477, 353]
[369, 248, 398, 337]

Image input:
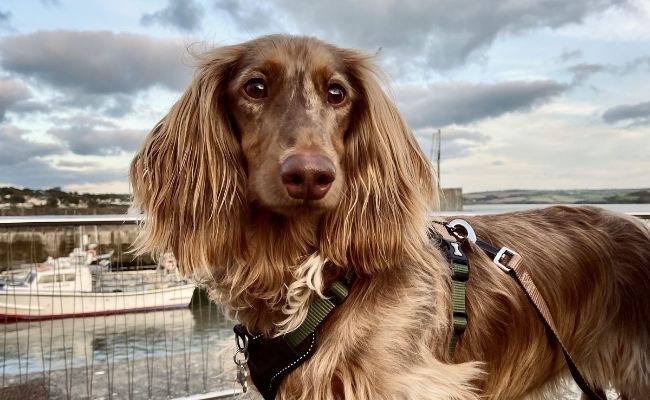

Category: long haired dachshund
[130, 35, 650, 399]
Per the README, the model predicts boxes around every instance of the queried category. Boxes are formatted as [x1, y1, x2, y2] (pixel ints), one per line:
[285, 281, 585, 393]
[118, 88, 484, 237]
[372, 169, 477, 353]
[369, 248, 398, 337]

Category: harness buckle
[233, 325, 250, 393]
[494, 247, 519, 272]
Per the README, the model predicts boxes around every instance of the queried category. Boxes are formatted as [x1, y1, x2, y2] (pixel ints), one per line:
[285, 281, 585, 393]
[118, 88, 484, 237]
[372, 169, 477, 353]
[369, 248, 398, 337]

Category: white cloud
[141, 0, 204, 32]
[0, 78, 31, 121]
[440, 103, 650, 191]
[0, 30, 192, 95]
[64, 180, 130, 195]
[603, 101, 650, 126]
[0, 124, 63, 165]
[396, 80, 568, 128]
[558, 0, 650, 41]
[218, 0, 633, 71]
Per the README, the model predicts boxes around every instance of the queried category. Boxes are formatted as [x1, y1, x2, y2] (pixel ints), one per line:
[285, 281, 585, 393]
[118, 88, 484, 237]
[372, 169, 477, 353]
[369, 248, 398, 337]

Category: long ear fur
[130, 45, 246, 275]
[320, 52, 439, 274]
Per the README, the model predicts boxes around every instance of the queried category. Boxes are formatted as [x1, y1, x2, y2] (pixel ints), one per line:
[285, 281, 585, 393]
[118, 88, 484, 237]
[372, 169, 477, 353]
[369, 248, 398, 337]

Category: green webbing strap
[285, 280, 350, 348]
[429, 222, 470, 357]
[450, 261, 468, 355]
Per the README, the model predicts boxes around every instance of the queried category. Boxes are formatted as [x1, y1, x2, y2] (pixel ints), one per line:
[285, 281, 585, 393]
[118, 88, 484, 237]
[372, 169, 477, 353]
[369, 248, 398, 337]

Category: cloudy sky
[0, 0, 648, 193]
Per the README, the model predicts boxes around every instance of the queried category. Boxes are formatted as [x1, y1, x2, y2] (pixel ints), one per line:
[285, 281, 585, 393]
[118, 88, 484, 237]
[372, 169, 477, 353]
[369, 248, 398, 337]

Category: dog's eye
[327, 84, 346, 105]
[243, 78, 267, 99]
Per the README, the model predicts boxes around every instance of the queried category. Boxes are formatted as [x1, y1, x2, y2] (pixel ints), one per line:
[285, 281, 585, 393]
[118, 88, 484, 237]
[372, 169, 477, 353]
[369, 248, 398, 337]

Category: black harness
[233, 276, 353, 400]
[233, 325, 318, 400]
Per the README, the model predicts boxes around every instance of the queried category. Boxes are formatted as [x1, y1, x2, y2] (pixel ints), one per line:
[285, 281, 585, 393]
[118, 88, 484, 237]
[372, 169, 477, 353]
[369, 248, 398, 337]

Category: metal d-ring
[233, 348, 249, 365]
[446, 219, 477, 243]
[234, 332, 249, 365]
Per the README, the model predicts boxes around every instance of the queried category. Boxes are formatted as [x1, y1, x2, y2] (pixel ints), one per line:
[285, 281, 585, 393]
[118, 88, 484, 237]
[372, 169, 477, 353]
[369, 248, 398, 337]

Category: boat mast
[429, 129, 441, 184]
[436, 128, 441, 184]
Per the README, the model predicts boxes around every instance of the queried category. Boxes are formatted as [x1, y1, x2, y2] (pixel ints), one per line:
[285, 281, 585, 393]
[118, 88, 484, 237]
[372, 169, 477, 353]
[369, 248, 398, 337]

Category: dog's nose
[280, 154, 336, 200]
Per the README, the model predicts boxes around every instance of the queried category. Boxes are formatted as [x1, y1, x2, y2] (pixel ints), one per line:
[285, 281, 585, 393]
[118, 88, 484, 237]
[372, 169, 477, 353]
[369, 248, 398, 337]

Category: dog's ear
[130, 46, 246, 275]
[321, 54, 439, 274]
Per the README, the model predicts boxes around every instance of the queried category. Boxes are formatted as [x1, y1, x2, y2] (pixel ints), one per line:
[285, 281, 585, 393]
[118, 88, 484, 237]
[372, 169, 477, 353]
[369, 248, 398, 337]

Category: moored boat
[0, 252, 195, 321]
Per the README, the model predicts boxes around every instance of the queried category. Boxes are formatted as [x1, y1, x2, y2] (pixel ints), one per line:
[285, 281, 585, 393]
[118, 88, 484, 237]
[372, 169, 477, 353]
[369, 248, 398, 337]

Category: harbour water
[460, 203, 650, 214]
[1, 290, 238, 399]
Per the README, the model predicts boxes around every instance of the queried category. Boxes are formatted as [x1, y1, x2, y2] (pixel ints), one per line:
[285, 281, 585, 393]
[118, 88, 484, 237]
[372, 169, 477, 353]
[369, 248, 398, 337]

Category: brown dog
[130, 35, 650, 399]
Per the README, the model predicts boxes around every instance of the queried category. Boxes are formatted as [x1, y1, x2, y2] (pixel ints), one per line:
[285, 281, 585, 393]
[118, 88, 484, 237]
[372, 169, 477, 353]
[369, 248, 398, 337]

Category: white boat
[0, 252, 195, 321]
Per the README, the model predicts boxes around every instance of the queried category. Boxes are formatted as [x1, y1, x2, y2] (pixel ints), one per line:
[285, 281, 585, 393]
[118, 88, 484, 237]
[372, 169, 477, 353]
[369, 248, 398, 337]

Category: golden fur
[130, 35, 650, 399]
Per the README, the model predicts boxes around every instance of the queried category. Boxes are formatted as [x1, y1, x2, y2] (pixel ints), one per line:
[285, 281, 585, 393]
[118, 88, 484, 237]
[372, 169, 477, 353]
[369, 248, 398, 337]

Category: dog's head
[225, 36, 351, 216]
[130, 35, 437, 276]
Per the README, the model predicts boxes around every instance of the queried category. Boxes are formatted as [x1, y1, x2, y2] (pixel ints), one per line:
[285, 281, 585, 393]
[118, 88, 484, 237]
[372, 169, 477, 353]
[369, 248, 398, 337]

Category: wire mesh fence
[0, 216, 238, 400]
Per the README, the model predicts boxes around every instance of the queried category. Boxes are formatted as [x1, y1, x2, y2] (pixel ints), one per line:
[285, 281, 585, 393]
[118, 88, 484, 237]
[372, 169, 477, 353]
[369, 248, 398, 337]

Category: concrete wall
[0, 224, 150, 269]
[440, 188, 463, 211]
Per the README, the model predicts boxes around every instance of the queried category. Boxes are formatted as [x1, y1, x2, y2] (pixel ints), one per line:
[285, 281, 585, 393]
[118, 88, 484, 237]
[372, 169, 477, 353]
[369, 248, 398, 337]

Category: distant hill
[464, 188, 650, 204]
[0, 186, 131, 216]
[3, 186, 649, 216]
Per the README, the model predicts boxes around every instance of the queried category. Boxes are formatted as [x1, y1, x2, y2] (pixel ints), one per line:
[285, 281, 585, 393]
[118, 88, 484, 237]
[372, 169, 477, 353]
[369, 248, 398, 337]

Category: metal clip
[447, 219, 477, 243]
[236, 362, 249, 393]
[233, 332, 249, 393]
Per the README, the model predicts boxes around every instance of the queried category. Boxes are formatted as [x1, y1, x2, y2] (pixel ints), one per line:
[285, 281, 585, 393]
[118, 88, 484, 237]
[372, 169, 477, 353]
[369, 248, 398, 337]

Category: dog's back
[455, 206, 649, 399]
